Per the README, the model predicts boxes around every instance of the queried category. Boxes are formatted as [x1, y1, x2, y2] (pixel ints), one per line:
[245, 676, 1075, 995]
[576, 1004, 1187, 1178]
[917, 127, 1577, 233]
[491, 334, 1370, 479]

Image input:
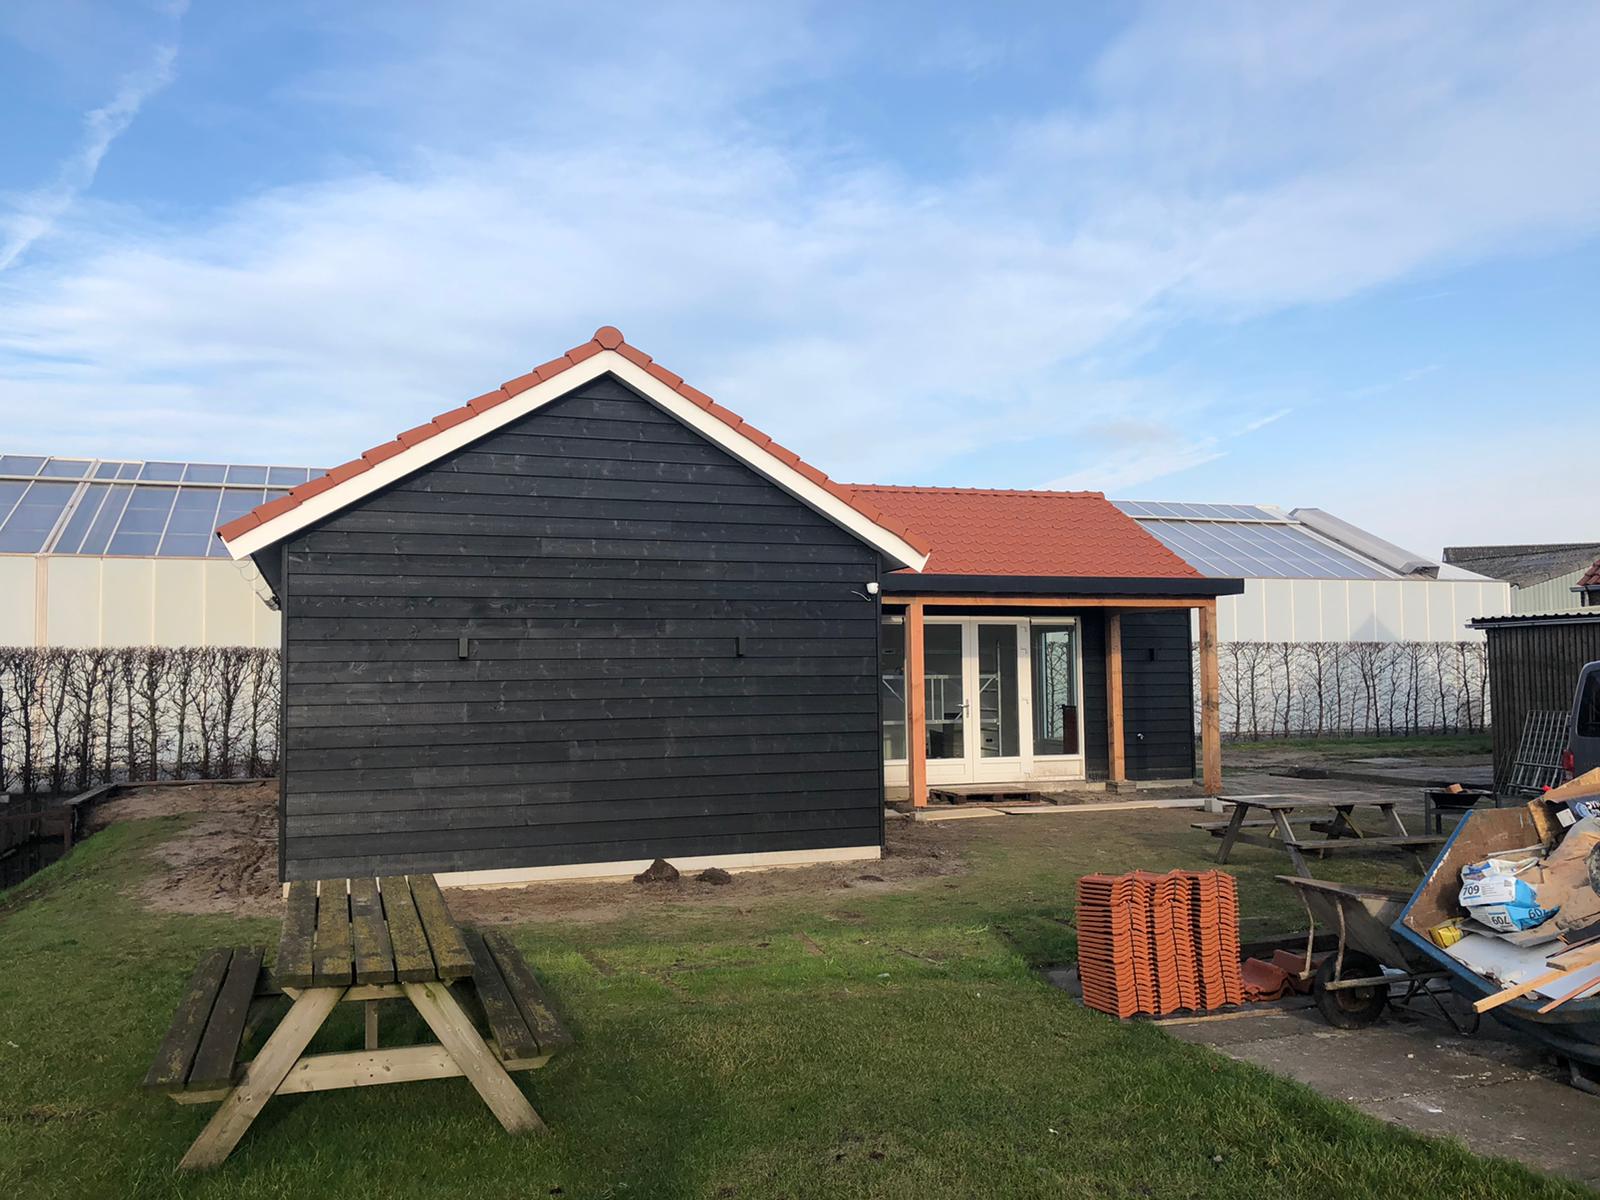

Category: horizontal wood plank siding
[281, 375, 882, 879]
[1119, 611, 1197, 781]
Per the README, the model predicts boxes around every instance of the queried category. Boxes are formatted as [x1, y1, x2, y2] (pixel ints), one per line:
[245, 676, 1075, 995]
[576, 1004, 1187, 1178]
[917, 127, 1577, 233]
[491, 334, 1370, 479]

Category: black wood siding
[280, 376, 884, 880]
[1079, 610, 1193, 782]
[1120, 611, 1197, 781]
[1484, 620, 1600, 784]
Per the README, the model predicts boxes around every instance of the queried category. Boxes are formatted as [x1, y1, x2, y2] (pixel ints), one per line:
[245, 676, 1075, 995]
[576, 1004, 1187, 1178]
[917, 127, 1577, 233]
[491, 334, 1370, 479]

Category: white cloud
[0, 0, 1596, 510]
[0, 8, 183, 271]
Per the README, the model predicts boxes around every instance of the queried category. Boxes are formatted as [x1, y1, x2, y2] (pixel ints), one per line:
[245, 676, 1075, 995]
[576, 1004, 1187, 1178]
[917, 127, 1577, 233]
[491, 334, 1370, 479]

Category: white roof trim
[222, 350, 929, 571]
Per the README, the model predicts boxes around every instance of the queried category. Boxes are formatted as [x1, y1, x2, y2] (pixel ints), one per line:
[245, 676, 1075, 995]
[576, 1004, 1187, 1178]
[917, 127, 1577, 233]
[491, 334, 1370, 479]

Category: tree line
[1205, 640, 1490, 740]
[0, 646, 280, 796]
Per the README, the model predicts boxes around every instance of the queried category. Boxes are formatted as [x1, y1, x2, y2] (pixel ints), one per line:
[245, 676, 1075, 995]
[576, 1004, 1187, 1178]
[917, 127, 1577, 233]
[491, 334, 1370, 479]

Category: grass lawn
[1227, 732, 1492, 759]
[0, 806, 1587, 1199]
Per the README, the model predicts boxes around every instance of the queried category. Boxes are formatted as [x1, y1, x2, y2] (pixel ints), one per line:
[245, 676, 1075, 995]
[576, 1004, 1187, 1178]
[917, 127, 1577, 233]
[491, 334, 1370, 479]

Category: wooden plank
[402, 981, 545, 1134]
[178, 986, 344, 1171]
[187, 947, 264, 1089]
[378, 875, 437, 982]
[142, 948, 232, 1091]
[1474, 965, 1574, 1013]
[274, 1045, 466, 1095]
[407, 875, 474, 979]
[1198, 600, 1222, 794]
[275, 881, 317, 989]
[1106, 610, 1125, 784]
[311, 880, 353, 988]
[348, 877, 396, 985]
[483, 930, 574, 1055]
[461, 929, 540, 1061]
[906, 599, 927, 809]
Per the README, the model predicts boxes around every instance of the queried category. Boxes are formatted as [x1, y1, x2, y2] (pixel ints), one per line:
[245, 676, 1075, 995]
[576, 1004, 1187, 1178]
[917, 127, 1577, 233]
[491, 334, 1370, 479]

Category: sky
[1, 1, 1597, 558]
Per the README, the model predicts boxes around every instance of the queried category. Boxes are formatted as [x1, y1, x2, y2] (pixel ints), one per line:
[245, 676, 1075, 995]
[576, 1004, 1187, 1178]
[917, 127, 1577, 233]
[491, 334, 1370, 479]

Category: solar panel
[0, 455, 321, 558]
[0, 481, 78, 552]
[1139, 518, 1391, 580]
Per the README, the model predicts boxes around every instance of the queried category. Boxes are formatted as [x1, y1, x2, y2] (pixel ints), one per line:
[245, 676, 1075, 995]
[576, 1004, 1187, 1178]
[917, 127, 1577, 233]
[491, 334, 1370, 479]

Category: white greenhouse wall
[0, 555, 278, 647]
[1214, 577, 1510, 644]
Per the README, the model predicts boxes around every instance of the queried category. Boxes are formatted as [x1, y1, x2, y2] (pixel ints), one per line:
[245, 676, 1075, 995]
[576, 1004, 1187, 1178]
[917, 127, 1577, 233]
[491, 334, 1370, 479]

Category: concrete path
[1159, 997, 1600, 1189]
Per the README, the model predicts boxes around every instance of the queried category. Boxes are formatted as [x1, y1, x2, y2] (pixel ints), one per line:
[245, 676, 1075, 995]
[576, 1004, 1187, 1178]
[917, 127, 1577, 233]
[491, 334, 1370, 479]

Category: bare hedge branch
[1198, 640, 1490, 740]
[0, 646, 281, 795]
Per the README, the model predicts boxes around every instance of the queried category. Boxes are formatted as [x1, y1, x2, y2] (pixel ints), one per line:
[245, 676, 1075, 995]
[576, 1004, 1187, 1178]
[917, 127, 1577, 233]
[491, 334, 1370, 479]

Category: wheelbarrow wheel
[1313, 952, 1388, 1029]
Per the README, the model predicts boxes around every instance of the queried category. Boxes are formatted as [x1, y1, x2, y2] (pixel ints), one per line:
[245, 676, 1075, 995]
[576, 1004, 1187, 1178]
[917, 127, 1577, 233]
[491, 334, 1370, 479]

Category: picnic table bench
[1196, 794, 1446, 878]
[145, 874, 570, 1171]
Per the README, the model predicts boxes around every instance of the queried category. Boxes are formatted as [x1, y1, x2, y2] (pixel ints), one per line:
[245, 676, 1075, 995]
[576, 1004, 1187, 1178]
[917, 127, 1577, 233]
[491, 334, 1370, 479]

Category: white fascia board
[224, 350, 929, 571]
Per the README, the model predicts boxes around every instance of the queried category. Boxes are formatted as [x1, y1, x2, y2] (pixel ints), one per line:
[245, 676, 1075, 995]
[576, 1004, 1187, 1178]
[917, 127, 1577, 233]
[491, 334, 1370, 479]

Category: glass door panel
[1031, 624, 1080, 755]
[976, 624, 1020, 758]
[880, 619, 906, 760]
[924, 624, 965, 760]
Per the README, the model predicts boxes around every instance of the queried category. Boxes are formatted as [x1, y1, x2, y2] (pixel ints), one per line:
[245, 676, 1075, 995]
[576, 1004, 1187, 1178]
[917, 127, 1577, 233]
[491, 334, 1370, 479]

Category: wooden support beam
[1106, 610, 1125, 784]
[906, 599, 928, 809]
[1198, 600, 1222, 795]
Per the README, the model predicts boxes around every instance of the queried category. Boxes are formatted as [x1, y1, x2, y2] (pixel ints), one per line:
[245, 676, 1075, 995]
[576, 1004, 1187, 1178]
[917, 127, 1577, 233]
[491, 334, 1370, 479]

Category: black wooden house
[220, 328, 1240, 884]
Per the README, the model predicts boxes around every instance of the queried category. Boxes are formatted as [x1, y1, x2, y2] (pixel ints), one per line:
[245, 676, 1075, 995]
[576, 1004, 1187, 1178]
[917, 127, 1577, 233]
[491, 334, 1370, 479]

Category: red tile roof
[844, 485, 1205, 579]
[1581, 558, 1600, 589]
[216, 326, 932, 559]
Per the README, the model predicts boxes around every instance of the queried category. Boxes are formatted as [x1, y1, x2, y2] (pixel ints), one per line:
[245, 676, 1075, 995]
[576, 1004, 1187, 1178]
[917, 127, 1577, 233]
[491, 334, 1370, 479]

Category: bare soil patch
[96, 780, 282, 918]
[445, 819, 962, 926]
[102, 783, 964, 923]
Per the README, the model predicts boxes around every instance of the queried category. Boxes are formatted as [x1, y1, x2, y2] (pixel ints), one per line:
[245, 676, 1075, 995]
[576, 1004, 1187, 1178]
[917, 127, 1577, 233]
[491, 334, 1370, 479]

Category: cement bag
[1459, 852, 1559, 933]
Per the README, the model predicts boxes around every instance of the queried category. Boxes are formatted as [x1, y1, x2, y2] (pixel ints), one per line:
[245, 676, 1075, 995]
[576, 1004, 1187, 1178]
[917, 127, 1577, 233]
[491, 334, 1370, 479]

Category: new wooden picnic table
[1197, 793, 1446, 878]
[145, 874, 570, 1171]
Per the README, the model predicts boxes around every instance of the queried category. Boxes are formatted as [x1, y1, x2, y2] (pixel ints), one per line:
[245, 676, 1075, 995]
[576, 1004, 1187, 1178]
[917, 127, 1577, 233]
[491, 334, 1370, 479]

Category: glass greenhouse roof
[1113, 500, 1395, 581]
[0, 456, 321, 558]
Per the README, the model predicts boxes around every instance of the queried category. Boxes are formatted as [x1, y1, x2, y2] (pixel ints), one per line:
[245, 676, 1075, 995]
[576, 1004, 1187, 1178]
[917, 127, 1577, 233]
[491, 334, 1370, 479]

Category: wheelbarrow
[1277, 875, 1479, 1034]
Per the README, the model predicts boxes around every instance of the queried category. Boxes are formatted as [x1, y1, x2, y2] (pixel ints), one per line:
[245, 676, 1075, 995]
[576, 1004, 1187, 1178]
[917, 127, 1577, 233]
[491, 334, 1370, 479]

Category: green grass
[1227, 732, 1492, 758]
[0, 808, 1586, 1199]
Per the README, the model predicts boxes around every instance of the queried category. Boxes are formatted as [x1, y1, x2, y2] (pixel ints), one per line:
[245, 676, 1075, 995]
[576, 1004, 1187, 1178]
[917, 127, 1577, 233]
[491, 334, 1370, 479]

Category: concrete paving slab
[1219, 1025, 1539, 1102]
[1367, 1078, 1600, 1187]
[1173, 1003, 1600, 1189]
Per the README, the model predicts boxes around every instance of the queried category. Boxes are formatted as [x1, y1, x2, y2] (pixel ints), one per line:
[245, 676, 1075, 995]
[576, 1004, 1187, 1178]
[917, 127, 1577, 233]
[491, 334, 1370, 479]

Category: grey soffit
[0, 456, 321, 558]
[1112, 500, 1398, 581]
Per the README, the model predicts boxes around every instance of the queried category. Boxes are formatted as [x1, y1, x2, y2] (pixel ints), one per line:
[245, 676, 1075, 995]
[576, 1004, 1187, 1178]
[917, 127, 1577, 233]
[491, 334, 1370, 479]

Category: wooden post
[1198, 600, 1222, 795]
[906, 600, 927, 809]
[1106, 610, 1125, 785]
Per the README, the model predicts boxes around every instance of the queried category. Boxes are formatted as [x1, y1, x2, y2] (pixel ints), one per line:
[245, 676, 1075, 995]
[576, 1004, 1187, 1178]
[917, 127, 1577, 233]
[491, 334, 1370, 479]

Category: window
[1578, 670, 1600, 740]
[880, 619, 906, 761]
[1031, 624, 1080, 755]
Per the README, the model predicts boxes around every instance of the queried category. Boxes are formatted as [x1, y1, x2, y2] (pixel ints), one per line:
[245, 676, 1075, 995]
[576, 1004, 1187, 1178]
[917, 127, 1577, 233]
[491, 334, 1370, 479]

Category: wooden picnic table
[148, 874, 568, 1171]
[1196, 793, 1446, 878]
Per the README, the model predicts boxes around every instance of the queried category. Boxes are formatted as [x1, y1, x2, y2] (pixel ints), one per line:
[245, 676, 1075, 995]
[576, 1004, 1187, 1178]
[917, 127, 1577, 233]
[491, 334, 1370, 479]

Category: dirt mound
[98, 781, 283, 918]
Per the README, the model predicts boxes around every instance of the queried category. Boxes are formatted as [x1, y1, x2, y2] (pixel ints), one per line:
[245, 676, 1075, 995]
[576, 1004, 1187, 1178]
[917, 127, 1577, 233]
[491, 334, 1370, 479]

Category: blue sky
[2, 1, 1597, 556]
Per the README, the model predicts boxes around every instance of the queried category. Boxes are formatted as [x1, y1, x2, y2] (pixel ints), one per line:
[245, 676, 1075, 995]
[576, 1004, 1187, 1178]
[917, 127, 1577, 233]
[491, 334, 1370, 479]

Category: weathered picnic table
[144, 874, 570, 1171]
[1195, 793, 1446, 878]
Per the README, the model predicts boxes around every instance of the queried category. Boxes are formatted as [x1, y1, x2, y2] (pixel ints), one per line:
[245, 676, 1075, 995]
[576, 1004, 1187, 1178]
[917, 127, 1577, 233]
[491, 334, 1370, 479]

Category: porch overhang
[881, 579, 1230, 809]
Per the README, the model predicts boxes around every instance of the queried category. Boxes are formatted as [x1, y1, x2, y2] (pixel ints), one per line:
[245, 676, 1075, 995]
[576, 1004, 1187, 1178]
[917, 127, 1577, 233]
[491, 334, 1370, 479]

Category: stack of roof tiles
[1075, 870, 1244, 1017]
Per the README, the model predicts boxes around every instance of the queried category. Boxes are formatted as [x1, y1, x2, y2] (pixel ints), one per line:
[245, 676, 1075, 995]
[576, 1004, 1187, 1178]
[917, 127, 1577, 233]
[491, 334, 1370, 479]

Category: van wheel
[1313, 953, 1388, 1029]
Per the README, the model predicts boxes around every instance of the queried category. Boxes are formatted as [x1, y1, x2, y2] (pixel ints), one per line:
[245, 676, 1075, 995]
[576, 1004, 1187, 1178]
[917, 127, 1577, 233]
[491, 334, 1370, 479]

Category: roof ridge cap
[845, 483, 1106, 500]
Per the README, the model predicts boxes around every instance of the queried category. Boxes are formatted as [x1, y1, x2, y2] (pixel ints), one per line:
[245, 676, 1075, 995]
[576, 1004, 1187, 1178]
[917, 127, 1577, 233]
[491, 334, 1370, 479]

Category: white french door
[883, 616, 1085, 786]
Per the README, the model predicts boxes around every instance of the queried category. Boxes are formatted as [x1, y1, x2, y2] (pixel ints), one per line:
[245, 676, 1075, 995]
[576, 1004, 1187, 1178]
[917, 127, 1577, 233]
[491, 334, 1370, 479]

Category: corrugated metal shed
[1467, 612, 1600, 786]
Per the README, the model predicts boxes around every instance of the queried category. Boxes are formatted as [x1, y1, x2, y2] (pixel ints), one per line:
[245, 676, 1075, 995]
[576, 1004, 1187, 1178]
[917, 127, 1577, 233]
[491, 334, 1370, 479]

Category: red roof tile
[1581, 557, 1600, 589]
[216, 327, 933, 559]
[845, 485, 1204, 580]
